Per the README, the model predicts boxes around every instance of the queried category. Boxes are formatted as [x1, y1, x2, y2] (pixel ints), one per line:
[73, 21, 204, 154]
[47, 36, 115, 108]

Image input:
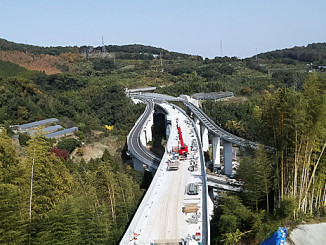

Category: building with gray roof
[28, 125, 63, 136]
[18, 118, 59, 131]
[192, 92, 234, 101]
[45, 127, 78, 139]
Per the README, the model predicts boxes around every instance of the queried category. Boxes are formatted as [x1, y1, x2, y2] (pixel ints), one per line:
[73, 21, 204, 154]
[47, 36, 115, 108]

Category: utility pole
[256, 48, 258, 62]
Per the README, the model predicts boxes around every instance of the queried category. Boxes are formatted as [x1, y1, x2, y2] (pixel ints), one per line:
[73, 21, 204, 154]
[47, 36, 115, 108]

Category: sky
[0, 0, 326, 58]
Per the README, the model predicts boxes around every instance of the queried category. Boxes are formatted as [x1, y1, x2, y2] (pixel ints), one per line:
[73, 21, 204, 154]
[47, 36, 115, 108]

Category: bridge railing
[127, 98, 160, 169]
[184, 101, 259, 148]
[172, 103, 209, 245]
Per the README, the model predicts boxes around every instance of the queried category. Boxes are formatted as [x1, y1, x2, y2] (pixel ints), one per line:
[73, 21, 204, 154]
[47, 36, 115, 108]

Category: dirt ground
[71, 133, 126, 164]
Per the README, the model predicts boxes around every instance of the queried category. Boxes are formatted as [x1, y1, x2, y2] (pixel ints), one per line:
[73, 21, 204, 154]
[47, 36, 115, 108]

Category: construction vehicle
[177, 123, 188, 157]
[168, 160, 180, 171]
[183, 204, 199, 213]
[187, 183, 199, 195]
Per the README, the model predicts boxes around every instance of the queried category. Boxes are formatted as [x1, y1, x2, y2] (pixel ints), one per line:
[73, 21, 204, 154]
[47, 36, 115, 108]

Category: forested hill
[0, 38, 193, 59]
[256, 42, 326, 63]
[1, 37, 326, 244]
[0, 38, 79, 55]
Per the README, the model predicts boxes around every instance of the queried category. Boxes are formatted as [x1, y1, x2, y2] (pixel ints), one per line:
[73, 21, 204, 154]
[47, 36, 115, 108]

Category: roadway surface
[127, 98, 161, 170]
[121, 103, 207, 245]
[128, 95, 243, 191]
[137, 93, 274, 151]
[184, 101, 258, 148]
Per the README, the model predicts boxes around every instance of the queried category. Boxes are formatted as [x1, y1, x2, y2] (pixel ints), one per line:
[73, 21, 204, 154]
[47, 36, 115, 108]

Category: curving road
[184, 101, 258, 148]
[127, 98, 161, 170]
[136, 92, 274, 151]
[123, 101, 209, 245]
[184, 101, 275, 152]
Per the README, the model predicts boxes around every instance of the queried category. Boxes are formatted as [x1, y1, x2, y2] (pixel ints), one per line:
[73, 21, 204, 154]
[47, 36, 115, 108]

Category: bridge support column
[201, 126, 209, 152]
[132, 157, 144, 172]
[140, 130, 146, 146]
[212, 136, 221, 170]
[194, 116, 201, 141]
[223, 141, 232, 175]
[145, 120, 153, 143]
[233, 147, 238, 161]
[208, 186, 214, 202]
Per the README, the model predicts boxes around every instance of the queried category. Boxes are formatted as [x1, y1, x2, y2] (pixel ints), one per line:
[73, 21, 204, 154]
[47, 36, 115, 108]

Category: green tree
[0, 184, 26, 244]
[57, 138, 79, 154]
[211, 195, 255, 244]
[25, 135, 73, 220]
[0, 129, 20, 184]
[18, 133, 31, 146]
[238, 146, 273, 212]
[34, 197, 81, 244]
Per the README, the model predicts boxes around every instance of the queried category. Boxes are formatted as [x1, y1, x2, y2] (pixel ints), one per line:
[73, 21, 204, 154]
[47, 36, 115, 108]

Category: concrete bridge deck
[121, 103, 210, 245]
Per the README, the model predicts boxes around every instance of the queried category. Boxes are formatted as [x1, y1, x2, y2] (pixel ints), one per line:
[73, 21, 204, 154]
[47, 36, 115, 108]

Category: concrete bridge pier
[208, 186, 214, 202]
[132, 157, 144, 172]
[194, 116, 201, 141]
[212, 136, 221, 170]
[201, 126, 209, 152]
[145, 118, 153, 143]
[223, 141, 233, 175]
[140, 130, 147, 146]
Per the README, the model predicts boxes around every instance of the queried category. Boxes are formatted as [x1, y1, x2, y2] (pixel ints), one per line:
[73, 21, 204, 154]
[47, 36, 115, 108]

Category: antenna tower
[102, 35, 106, 57]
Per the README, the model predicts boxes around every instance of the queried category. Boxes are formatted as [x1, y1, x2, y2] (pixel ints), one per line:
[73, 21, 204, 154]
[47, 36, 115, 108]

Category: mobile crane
[177, 123, 188, 157]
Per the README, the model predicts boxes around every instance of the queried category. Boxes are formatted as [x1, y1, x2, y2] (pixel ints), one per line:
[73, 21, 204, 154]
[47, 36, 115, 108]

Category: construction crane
[177, 123, 188, 157]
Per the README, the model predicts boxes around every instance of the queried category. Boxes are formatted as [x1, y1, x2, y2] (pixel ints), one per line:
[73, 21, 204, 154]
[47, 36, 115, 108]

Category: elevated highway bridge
[122, 92, 266, 244]
[121, 101, 211, 245]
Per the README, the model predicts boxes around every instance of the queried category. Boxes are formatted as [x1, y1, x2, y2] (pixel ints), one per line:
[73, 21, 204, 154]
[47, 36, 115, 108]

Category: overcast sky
[1, 0, 325, 58]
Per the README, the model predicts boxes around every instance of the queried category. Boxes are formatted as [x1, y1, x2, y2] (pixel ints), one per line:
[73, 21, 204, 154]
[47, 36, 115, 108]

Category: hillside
[0, 59, 38, 77]
[257, 42, 326, 64]
[0, 38, 196, 74]
[1, 38, 326, 244]
[0, 38, 78, 55]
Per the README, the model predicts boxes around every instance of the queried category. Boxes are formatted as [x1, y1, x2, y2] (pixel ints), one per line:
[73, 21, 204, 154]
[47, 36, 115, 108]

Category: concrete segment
[201, 126, 209, 152]
[145, 121, 152, 143]
[133, 157, 144, 172]
[223, 141, 232, 175]
[140, 130, 147, 146]
[194, 116, 201, 142]
[212, 136, 221, 169]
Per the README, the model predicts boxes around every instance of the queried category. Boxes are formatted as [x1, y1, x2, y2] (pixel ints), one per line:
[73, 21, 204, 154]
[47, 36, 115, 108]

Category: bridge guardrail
[184, 101, 259, 149]
[172, 103, 209, 245]
[127, 98, 160, 169]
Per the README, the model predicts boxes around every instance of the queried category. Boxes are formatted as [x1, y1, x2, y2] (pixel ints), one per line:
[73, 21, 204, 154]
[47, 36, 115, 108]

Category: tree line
[0, 130, 143, 244]
[209, 73, 326, 244]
